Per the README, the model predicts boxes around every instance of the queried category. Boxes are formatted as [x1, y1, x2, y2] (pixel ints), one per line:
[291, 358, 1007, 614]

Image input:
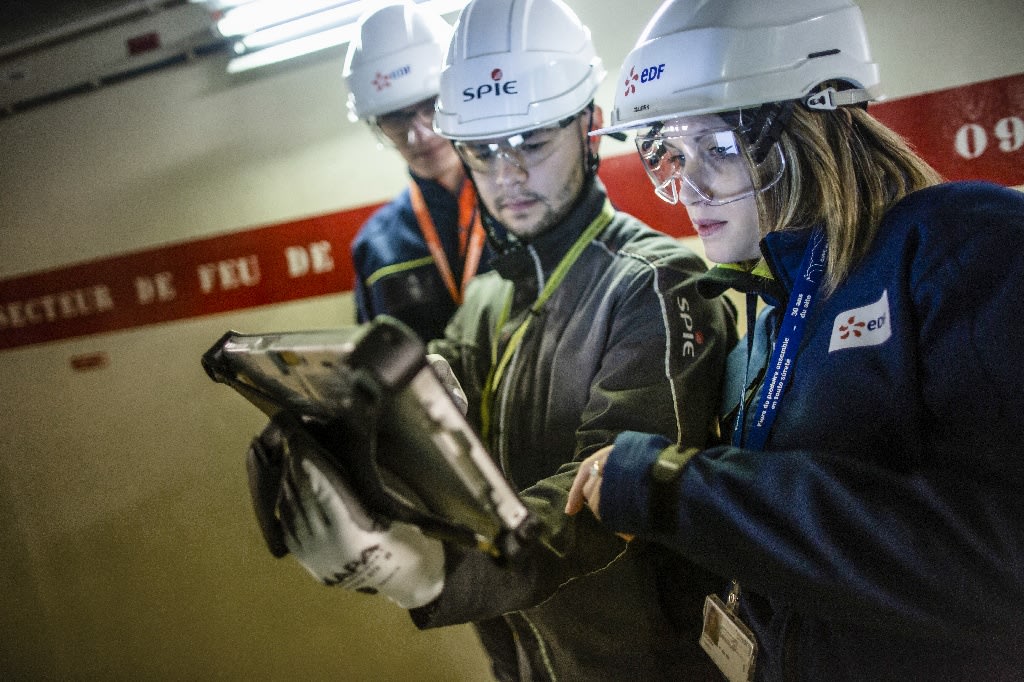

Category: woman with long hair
[568, 1, 1024, 679]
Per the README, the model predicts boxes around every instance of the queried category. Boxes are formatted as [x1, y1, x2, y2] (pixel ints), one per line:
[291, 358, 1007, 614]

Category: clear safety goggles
[453, 113, 580, 175]
[373, 97, 437, 145]
[635, 118, 785, 206]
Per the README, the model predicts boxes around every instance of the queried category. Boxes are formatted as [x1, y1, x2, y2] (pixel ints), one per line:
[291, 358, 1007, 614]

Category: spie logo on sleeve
[676, 296, 705, 358]
[828, 290, 891, 352]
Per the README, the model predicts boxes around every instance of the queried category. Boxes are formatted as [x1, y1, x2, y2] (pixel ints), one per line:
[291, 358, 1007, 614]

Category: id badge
[700, 593, 757, 682]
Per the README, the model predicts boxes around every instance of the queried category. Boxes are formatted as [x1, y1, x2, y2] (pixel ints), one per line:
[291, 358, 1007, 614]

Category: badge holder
[700, 580, 758, 682]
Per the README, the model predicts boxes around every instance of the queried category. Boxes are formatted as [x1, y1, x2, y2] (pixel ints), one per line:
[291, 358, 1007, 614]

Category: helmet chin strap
[584, 104, 601, 178]
[736, 101, 795, 164]
[456, 158, 520, 258]
[805, 85, 873, 111]
[733, 80, 873, 164]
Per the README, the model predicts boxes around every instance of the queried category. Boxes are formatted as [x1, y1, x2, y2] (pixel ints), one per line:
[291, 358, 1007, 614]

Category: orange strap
[409, 178, 486, 305]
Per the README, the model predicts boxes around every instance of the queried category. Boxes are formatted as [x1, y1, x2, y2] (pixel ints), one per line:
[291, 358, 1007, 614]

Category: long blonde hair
[756, 103, 942, 294]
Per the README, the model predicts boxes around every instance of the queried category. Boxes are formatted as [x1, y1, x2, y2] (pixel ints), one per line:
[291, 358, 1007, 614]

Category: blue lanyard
[739, 230, 828, 451]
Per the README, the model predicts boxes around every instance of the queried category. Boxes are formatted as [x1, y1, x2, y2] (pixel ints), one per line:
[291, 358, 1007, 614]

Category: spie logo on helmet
[623, 63, 666, 97]
[462, 68, 519, 101]
[372, 64, 412, 92]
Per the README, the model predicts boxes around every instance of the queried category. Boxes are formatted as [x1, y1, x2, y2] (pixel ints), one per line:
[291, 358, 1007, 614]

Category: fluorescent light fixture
[240, 5, 362, 50]
[221, 0, 471, 74]
[217, 0, 350, 37]
[190, 0, 249, 10]
[227, 23, 358, 73]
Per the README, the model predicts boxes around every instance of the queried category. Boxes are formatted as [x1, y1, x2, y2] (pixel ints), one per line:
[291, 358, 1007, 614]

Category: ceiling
[0, 0, 466, 116]
[0, 0, 228, 116]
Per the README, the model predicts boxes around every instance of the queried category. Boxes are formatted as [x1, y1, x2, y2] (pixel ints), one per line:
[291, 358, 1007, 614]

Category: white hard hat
[434, 0, 606, 141]
[593, 0, 881, 136]
[343, 2, 453, 121]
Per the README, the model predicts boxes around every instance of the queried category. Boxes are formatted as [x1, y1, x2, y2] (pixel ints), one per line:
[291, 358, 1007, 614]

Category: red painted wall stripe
[1, 73, 1021, 351]
[870, 73, 1024, 187]
[0, 206, 374, 350]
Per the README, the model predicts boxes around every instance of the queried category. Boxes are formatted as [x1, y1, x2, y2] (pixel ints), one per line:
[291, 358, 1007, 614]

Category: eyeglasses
[374, 97, 437, 141]
[453, 114, 580, 175]
[636, 118, 784, 206]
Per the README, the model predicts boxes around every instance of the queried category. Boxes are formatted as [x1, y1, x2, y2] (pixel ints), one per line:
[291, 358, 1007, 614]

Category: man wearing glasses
[399, 0, 737, 678]
[253, 0, 737, 679]
[345, 2, 494, 342]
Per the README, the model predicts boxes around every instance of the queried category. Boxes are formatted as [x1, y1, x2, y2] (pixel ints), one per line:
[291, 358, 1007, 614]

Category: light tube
[217, 0, 353, 37]
[224, 0, 471, 74]
[240, 5, 362, 50]
[226, 23, 358, 73]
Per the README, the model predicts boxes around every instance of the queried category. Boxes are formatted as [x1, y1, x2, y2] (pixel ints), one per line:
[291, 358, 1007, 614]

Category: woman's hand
[565, 445, 614, 518]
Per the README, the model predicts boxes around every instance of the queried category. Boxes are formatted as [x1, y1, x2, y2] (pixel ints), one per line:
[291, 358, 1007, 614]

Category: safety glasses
[373, 97, 437, 145]
[636, 116, 784, 206]
[453, 113, 581, 175]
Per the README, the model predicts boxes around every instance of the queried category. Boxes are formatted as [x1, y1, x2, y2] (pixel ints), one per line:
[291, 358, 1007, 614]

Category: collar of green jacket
[696, 258, 781, 302]
[696, 226, 822, 306]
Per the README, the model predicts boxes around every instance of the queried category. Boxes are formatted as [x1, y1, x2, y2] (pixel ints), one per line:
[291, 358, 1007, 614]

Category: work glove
[246, 417, 445, 609]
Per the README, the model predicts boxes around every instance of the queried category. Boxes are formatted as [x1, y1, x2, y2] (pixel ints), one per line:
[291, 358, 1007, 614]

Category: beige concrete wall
[1, 0, 1021, 678]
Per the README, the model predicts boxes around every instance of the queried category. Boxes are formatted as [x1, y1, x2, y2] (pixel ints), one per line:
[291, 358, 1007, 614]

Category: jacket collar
[409, 169, 456, 199]
[697, 227, 816, 307]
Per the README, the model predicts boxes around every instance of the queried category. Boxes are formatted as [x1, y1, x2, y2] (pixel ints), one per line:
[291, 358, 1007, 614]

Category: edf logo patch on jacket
[828, 290, 891, 352]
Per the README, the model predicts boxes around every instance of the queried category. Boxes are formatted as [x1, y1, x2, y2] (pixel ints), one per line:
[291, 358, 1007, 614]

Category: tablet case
[201, 316, 541, 560]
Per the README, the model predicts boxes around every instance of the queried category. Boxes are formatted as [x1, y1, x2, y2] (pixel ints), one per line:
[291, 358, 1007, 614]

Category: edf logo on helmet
[372, 64, 412, 92]
[623, 63, 667, 96]
[462, 68, 520, 101]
